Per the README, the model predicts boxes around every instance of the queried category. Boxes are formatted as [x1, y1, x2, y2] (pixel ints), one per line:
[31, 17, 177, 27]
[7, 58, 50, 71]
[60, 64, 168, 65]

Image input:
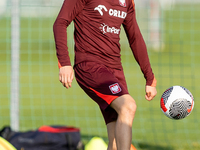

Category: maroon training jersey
[53, 0, 156, 86]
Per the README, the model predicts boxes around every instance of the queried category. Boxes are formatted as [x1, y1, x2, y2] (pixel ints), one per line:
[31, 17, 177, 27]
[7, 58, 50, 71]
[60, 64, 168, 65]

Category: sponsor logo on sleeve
[109, 83, 122, 94]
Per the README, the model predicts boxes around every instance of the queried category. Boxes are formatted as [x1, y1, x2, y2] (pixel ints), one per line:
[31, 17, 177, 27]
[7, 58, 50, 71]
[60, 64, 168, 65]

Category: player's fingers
[64, 75, 70, 89]
[146, 91, 150, 97]
[145, 92, 154, 101]
[68, 82, 72, 88]
[145, 94, 151, 101]
[59, 72, 65, 84]
[59, 73, 69, 89]
[67, 79, 72, 88]
[60, 75, 65, 86]
[67, 73, 73, 88]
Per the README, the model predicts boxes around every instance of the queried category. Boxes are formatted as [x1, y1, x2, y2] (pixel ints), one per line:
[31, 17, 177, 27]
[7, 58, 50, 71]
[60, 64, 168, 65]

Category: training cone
[85, 137, 108, 150]
[131, 144, 137, 150]
[0, 137, 17, 150]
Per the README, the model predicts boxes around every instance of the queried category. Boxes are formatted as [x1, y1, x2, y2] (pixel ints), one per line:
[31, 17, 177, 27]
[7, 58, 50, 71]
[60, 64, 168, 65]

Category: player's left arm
[122, 0, 157, 100]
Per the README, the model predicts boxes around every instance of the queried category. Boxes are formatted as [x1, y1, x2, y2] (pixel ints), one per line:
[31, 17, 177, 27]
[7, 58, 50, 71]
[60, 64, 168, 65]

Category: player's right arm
[53, 0, 86, 88]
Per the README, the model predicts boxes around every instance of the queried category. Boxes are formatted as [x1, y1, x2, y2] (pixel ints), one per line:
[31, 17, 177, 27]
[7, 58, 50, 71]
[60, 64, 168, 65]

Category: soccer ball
[160, 86, 194, 120]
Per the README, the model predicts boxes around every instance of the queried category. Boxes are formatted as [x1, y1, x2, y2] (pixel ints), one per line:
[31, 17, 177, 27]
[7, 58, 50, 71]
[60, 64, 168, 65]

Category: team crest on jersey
[109, 83, 122, 94]
[119, 0, 126, 7]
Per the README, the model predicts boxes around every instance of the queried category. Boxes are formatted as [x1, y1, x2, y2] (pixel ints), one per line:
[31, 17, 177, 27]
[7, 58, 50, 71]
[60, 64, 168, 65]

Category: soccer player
[53, 0, 157, 149]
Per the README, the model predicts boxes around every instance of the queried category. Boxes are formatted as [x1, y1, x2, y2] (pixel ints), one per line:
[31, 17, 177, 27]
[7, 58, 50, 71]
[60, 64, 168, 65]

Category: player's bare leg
[108, 94, 137, 150]
[107, 121, 117, 150]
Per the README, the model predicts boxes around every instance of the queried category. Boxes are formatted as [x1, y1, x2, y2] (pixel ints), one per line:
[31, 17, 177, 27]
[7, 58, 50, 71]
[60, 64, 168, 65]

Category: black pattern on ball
[169, 98, 192, 119]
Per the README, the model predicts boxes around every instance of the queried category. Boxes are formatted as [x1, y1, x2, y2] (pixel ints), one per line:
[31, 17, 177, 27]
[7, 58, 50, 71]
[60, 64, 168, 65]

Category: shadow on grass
[81, 134, 174, 150]
[136, 142, 174, 150]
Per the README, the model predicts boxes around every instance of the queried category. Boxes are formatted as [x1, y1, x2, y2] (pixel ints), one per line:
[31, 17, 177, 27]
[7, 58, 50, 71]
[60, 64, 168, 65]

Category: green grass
[1, 3, 200, 150]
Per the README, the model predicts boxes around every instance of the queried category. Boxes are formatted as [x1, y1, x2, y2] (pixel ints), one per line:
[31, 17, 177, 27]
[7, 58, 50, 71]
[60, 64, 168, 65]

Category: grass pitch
[0, 3, 200, 150]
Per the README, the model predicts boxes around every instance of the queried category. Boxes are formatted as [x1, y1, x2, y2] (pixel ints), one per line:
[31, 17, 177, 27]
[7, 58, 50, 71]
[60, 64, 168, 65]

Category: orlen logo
[94, 5, 127, 19]
[100, 23, 120, 34]
[109, 9, 127, 19]
[109, 83, 122, 94]
[94, 5, 107, 16]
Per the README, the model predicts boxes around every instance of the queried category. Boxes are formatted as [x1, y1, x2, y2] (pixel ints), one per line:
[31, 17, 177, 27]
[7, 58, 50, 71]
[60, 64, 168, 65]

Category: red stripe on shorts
[90, 88, 118, 104]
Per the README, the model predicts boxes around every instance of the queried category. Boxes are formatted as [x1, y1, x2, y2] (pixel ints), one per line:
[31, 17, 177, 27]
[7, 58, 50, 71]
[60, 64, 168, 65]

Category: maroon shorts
[74, 61, 129, 124]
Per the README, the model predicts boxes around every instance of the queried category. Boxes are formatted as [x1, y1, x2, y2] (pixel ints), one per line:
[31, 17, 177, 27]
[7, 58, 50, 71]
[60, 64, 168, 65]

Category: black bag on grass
[0, 125, 84, 150]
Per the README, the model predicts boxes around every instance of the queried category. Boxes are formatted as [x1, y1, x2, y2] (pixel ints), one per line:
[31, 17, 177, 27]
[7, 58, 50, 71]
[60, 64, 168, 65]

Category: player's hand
[59, 66, 74, 89]
[145, 85, 157, 101]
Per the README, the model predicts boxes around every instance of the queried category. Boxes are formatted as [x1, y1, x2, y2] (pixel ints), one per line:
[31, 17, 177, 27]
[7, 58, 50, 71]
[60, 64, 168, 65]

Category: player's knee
[126, 100, 137, 117]
[120, 99, 137, 119]
[111, 95, 137, 119]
